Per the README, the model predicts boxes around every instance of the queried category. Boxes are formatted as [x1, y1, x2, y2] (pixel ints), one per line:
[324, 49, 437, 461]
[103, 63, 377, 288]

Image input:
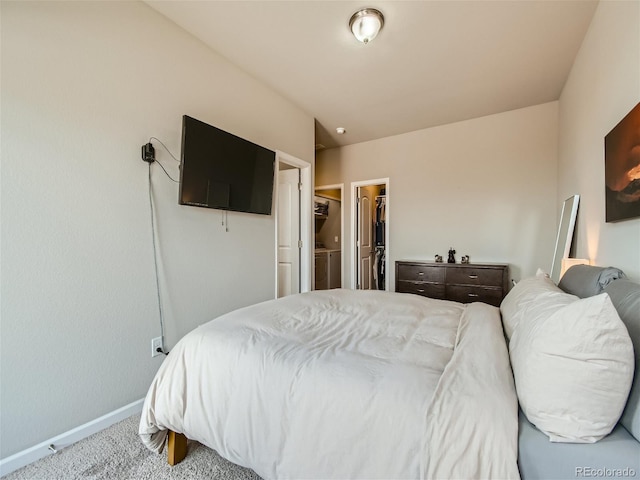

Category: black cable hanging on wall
[142, 139, 179, 355]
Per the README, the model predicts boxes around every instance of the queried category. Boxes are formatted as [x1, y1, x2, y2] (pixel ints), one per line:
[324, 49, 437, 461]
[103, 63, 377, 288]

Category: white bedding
[139, 289, 519, 479]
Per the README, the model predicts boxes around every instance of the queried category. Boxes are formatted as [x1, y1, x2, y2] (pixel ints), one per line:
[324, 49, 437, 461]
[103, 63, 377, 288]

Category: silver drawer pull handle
[417, 289, 425, 293]
[468, 275, 478, 279]
[468, 293, 479, 297]
[418, 272, 424, 275]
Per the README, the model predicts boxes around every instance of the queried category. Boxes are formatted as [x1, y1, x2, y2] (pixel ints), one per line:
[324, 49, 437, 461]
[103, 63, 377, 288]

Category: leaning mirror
[550, 195, 580, 284]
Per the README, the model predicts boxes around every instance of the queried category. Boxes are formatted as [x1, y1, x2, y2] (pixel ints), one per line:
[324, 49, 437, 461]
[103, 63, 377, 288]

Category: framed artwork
[605, 101, 640, 222]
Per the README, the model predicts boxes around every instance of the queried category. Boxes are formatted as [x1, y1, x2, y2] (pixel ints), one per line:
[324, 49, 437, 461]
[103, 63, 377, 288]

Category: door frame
[350, 178, 390, 291]
[314, 183, 344, 290]
[274, 151, 312, 297]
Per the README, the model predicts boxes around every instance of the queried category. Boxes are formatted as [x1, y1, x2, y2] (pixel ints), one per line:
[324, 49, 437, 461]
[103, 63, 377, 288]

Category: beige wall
[316, 102, 559, 288]
[558, 0, 640, 281]
[0, 1, 314, 458]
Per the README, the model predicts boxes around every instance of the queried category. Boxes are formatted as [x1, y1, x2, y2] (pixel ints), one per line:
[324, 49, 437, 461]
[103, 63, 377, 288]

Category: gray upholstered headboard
[559, 265, 640, 442]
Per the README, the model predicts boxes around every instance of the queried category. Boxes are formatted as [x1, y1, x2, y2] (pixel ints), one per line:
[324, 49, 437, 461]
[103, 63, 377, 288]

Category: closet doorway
[351, 179, 389, 291]
[314, 184, 343, 290]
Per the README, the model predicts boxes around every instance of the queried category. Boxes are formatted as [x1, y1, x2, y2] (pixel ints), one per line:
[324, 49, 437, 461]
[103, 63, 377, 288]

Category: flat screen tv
[179, 115, 275, 215]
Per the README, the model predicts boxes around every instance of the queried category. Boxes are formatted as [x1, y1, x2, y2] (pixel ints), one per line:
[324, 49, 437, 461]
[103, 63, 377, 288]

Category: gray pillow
[603, 279, 640, 442]
[558, 265, 626, 298]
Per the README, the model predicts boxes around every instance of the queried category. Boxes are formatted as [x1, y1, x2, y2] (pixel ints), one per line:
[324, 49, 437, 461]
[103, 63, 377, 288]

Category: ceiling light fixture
[349, 8, 384, 44]
[336, 127, 346, 135]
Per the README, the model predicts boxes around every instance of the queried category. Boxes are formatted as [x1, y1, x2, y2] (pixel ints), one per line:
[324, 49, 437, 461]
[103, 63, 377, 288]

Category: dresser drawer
[397, 281, 445, 299]
[446, 285, 503, 307]
[446, 266, 503, 287]
[396, 264, 445, 283]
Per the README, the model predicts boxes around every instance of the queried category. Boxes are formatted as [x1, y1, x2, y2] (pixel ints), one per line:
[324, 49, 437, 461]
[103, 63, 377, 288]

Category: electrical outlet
[151, 336, 164, 358]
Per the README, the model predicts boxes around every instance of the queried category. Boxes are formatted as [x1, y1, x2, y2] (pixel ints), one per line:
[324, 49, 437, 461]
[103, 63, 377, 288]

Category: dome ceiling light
[349, 8, 384, 44]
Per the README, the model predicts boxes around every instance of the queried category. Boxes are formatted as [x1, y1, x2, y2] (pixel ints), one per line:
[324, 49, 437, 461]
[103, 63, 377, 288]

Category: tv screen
[179, 115, 275, 215]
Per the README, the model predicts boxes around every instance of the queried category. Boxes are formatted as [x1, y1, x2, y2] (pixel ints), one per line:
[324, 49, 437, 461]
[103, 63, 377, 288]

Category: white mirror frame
[550, 194, 580, 284]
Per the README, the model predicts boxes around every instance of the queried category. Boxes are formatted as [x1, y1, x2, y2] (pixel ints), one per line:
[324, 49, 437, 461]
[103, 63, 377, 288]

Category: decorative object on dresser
[434, 254, 443, 263]
[461, 255, 470, 264]
[395, 260, 509, 307]
[447, 248, 456, 263]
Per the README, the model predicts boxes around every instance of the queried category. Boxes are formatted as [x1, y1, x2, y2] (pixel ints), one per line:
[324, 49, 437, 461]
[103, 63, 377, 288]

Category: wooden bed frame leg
[167, 430, 188, 466]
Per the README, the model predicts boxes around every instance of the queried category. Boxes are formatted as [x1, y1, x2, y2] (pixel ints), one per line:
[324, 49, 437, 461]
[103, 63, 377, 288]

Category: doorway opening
[351, 178, 389, 291]
[314, 184, 344, 290]
[275, 152, 312, 298]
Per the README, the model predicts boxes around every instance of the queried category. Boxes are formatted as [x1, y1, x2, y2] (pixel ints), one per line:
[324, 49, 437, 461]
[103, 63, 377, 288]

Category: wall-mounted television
[179, 115, 275, 215]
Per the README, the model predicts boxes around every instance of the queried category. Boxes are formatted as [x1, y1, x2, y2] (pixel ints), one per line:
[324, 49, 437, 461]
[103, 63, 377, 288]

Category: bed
[139, 266, 640, 479]
[140, 289, 519, 478]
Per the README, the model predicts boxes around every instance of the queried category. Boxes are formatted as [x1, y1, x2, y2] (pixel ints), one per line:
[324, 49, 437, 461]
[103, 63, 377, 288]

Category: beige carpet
[4, 415, 261, 480]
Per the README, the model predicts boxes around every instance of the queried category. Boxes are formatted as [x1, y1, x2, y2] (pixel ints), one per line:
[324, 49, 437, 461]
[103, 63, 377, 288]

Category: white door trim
[275, 151, 312, 297]
[350, 178, 390, 291]
[315, 183, 344, 289]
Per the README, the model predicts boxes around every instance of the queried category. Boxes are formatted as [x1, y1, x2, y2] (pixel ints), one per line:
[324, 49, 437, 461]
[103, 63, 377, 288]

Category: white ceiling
[146, 0, 599, 150]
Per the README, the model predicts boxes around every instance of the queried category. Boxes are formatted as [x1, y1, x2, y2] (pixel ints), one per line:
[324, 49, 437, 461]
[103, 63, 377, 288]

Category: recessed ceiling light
[336, 127, 346, 135]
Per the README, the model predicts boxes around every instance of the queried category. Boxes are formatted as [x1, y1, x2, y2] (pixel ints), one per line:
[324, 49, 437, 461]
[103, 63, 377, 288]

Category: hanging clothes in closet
[373, 194, 386, 290]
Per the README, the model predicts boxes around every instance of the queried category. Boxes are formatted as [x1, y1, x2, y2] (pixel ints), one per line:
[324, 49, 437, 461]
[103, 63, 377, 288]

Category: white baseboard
[0, 398, 145, 477]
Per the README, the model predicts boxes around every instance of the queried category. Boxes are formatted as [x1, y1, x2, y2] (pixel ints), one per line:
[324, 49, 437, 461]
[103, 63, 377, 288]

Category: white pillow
[500, 269, 576, 340]
[510, 292, 635, 443]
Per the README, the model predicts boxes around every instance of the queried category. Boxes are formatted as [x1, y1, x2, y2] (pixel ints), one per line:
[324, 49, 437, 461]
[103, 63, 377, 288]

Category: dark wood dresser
[395, 261, 510, 307]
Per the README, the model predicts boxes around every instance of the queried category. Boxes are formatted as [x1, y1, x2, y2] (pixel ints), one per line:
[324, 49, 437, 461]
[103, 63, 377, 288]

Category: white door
[356, 187, 372, 290]
[277, 168, 300, 297]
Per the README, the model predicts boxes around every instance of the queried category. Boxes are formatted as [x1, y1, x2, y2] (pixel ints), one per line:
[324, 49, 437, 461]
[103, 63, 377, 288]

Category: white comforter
[140, 289, 519, 479]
